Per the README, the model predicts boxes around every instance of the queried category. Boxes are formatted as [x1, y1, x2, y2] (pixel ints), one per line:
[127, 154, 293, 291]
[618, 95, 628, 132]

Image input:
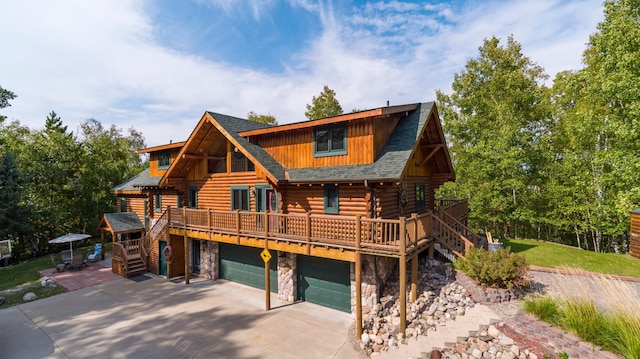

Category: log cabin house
[107, 101, 481, 336]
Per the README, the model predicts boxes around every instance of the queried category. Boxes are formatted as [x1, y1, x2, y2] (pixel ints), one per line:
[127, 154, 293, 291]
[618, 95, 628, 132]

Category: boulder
[23, 292, 37, 301]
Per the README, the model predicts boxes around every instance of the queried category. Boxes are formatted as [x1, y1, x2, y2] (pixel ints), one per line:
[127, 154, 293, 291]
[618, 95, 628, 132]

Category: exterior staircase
[112, 239, 148, 278]
[125, 256, 147, 277]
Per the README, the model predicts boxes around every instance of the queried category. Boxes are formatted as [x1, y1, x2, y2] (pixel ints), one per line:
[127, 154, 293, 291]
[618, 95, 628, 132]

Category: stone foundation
[351, 255, 397, 315]
[277, 252, 296, 302]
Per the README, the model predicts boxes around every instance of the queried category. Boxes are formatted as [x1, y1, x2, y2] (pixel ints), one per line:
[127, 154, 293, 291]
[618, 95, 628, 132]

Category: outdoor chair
[87, 243, 102, 262]
[69, 254, 87, 270]
[61, 250, 72, 265]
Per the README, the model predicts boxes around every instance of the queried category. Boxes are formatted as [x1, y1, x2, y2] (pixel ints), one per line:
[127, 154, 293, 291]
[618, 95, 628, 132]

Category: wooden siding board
[252, 120, 375, 168]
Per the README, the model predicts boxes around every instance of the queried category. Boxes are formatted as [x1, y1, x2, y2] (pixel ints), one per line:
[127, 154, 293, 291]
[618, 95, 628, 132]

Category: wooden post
[355, 216, 361, 249]
[411, 254, 418, 302]
[264, 227, 271, 311]
[305, 211, 311, 255]
[100, 230, 105, 260]
[236, 210, 241, 244]
[355, 252, 363, 339]
[399, 217, 407, 336]
[184, 232, 189, 285]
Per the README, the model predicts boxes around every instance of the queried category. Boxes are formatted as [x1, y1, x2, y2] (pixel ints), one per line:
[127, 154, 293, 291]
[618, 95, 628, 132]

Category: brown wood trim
[238, 104, 419, 137]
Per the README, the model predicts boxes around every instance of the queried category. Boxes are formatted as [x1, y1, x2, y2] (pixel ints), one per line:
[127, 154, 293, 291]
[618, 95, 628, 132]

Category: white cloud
[0, 0, 604, 147]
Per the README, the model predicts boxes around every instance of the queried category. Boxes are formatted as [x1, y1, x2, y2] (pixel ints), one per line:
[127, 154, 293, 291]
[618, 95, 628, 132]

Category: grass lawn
[1, 285, 67, 307]
[502, 239, 640, 278]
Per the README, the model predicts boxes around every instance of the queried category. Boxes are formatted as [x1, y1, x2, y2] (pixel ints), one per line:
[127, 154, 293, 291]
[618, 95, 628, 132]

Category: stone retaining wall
[506, 314, 621, 359]
[454, 270, 523, 303]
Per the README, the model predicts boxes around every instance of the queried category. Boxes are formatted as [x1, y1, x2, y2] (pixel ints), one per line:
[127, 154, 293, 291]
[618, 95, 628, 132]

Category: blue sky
[0, 0, 603, 147]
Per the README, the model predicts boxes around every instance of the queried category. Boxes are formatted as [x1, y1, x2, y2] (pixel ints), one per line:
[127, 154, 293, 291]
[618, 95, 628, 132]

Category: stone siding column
[199, 241, 218, 280]
[277, 252, 296, 302]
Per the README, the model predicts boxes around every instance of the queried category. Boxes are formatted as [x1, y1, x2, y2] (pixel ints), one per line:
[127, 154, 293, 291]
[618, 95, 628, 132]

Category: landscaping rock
[23, 292, 37, 301]
[0, 296, 4, 306]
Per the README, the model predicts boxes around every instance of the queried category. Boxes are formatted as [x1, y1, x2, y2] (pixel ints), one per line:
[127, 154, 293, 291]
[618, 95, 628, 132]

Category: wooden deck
[163, 199, 477, 260]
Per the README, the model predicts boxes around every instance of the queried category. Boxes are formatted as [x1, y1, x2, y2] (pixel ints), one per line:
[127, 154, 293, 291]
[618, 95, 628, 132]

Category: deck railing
[168, 207, 446, 256]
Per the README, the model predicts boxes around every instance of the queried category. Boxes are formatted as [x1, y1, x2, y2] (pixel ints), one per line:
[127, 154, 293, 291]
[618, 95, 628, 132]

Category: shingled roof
[99, 212, 144, 234]
[207, 112, 287, 181]
[112, 168, 162, 193]
[286, 102, 436, 182]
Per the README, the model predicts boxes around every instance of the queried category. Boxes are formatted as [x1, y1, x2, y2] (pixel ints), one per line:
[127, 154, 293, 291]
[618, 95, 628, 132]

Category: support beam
[264, 239, 271, 311]
[428, 243, 434, 260]
[399, 255, 407, 336]
[100, 230, 105, 260]
[411, 254, 418, 302]
[419, 144, 443, 167]
[399, 217, 407, 336]
[355, 252, 363, 339]
[184, 234, 190, 285]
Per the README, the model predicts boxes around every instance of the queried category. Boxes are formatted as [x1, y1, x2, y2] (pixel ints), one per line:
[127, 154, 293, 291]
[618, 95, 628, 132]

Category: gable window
[324, 184, 339, 214]
[231, 186, 250, 211]
[415, 183, 426, 212]
[154, 191, 162, 212]
[188, 187, 198, 208]
[158, 150, 170, 169]
[231, 151, 255, 172]
[314, 126, 346, 157]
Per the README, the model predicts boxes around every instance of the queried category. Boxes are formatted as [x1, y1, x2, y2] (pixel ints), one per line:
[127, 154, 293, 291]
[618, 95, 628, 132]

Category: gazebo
[97, 212, 145, 260]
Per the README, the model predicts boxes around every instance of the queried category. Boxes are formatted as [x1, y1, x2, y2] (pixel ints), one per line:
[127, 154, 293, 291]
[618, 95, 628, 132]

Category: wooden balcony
[165, 199, 475, 260]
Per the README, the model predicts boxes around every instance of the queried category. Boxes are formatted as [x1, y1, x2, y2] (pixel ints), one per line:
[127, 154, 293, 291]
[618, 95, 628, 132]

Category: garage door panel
[297, 256, 351, 313]
[219, 243, 277, 292]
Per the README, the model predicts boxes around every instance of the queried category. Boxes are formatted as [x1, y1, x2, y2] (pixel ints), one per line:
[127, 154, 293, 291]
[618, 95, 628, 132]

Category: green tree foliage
[77, 119, 145, 233]
[437, 36, 552, 238]
[247, 111, 277, 125]
[0, 85, 17, 121]
[304, 85, 343, 120]
[0, 149, 33, 259]
[0, 110, 146, 258]
[546, 0, 640, 252]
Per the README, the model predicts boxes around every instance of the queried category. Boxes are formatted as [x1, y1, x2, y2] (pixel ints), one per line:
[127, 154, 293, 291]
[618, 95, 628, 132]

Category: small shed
[97, 212, 145, 259]
[630, 209, 640, 259]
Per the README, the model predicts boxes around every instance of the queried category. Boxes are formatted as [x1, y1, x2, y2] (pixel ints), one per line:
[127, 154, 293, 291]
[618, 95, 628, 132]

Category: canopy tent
[48, 233, 91, 259]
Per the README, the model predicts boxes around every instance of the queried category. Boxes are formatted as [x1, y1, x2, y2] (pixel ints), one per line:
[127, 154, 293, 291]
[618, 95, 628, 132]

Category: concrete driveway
[0, 275, 361, 359]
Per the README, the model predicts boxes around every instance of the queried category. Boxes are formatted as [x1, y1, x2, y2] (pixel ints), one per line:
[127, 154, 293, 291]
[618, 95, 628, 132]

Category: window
[231, 151, 255, 172]
[231, 186, 250, 211]
[415, 183, 426, 212]
[324, 184, 339, 214]
[188, 187, 198, 208]
[158, 150, 170, 169]
[119, 197, 127, 212]
[176, 193, 183, 208]
[154, 191, 162, 212]
[314, 126, 346, 157]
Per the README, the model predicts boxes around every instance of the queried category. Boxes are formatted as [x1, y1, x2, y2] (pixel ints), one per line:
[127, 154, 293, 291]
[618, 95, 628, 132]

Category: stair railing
[438, 210, 482, 247]
[112, 242, 128, 274]
[431, 215, 475, 258]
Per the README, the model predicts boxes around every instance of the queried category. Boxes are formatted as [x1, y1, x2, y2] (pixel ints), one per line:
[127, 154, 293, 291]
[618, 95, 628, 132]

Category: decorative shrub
[454, 247, 529, 289]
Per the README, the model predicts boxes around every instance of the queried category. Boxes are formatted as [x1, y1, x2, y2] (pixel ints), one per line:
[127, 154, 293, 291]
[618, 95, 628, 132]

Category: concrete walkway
[0, 275, 361, 359]
[376, 303, 501, 358]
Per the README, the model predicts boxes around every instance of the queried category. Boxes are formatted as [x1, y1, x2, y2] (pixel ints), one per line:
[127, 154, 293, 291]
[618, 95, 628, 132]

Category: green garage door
[219, 243, 277, 293]
[297, 256, 351, 313]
